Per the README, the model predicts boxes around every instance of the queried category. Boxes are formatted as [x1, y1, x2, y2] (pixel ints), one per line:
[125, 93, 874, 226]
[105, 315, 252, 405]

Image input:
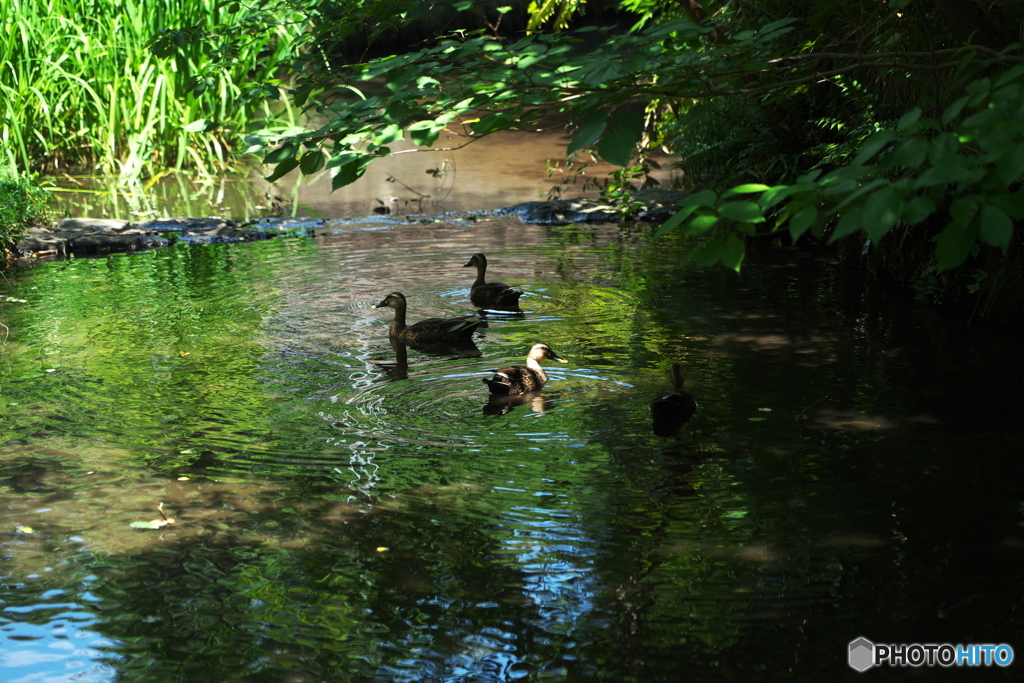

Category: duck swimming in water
[483, 343, 567, 395]
[463, 253, 523, 310]
[372, 292, 481, 343]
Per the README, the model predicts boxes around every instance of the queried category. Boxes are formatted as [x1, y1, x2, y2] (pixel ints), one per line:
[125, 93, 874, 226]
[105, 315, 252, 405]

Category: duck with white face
[483, 343, 567, 395]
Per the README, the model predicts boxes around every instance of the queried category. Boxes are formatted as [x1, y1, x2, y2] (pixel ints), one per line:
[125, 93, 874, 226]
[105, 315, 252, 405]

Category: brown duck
[650, 363, 697, 436]
[483, 343, 567, 395]
[372, 292, 481, 342]
[463, 253, 523, 310]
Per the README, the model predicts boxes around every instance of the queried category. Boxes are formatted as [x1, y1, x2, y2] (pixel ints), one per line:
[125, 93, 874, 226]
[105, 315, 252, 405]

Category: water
[2, 216, 1023, 680]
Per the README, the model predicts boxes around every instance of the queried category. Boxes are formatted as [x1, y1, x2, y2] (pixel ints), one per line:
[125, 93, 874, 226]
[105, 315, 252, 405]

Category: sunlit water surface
[2, 214, 1023, 682]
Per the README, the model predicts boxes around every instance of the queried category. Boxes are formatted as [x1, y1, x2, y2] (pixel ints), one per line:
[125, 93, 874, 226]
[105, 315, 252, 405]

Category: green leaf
[263, 143, 298, 165]
[892, 137, 929, 169]
[721, 234, 745, 271]
[756, 184, 800, 209]
[722, 183, 771, 198]
[977, 205, 1013, 252]
[788, 205, 818, 242]
[597, 110, 644, 167]
[567, 112, 607, 155]
[896, 107, 922, 131]
[407, 120, 442, 147]
[941, 95, 970, 126]
[862, 186, 902, 241]
[717, 200, 764, 223]
[915, 157, 974, 188]
[692, 240, 723, 266]
[183, 119, 210, 133]
[372, 123, 404, 146]
[653, 206, 697, 238]
[902, 196, 936, 225]
[950, 196, 980, 227]
[828, 207, 864, 243]
[935, 222, 976, 270]
[996, 144, 1024, 185]
[264, 156, 299, 183]
[853, 130, 897, 165]
[685, 213, 719, 235]
[299, 151, 325, 175]
[679, 189, 718, 208]
[331, 156, 371, 190]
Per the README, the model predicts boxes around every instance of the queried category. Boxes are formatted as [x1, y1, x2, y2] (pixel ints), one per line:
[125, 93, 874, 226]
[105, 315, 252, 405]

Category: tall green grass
[0, 0, 305, 181]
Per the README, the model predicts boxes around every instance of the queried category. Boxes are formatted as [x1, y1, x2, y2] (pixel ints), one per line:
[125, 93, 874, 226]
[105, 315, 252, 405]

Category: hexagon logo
[849, 637, 875, 672]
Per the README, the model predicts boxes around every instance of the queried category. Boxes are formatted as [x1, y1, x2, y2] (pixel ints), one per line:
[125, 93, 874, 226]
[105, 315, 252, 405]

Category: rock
[498, 189, 694, 226]
[12, 215, 326, 257]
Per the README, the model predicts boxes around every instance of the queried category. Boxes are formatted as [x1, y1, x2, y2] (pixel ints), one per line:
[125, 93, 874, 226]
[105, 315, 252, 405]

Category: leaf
[892, 137, 928, 169]
[717, 200, 764, 223]
[263, 143, 298, 165]
[949, 196, 980, 227]
[902, 196, 936, 225]
[130, 519, 174, 529]
[685, 213, 719, 235]
[407, 120, 442, 147]
[597, 110, 644, 167]
[567, 112, 607, 155]
[977, 205, 1013, 252]
[935, 222, 977, 270]
[896, 107, 922, 131]
[862, 186, 902, 241]
[996, 144, 1024, 185]
[679, 189, 718, 208]
[721, 234, 745, 271]
[853, 130, 897, 165]
[722, 183, 771, 198]
[788, 205, 818, 242]
[653, 206, 697, 238]
[299, 151, 325, 175]
[264, 156, 299, 183]
[828, 206, 864, 243]
[941, 95, 970, 126]
[183, 119, 210, 133]
[915, 157, 974, 188]
[331, 156, 371, 190]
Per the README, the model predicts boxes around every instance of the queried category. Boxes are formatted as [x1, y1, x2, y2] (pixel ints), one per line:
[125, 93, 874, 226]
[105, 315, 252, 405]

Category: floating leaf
[130, 519, 174, 529]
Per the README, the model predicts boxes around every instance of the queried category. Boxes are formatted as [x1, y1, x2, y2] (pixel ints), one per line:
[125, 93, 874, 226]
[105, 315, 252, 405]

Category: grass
[0, 0, 305, 181]
[0, 165, 53, 248]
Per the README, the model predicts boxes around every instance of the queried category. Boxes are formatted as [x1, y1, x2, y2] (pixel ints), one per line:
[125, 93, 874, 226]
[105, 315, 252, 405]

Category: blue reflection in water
[1, 595, 120, 683]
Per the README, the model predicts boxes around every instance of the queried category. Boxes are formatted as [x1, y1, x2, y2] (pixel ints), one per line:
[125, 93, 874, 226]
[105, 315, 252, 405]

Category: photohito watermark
[848, 637, 1014, 672]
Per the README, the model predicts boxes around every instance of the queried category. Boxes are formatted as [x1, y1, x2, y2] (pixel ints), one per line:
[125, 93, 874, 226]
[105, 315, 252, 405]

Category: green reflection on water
[1, 225, 1022, 681]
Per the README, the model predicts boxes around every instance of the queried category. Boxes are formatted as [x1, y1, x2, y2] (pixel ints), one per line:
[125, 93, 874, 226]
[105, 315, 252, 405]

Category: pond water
[4, 161, 1024, 681]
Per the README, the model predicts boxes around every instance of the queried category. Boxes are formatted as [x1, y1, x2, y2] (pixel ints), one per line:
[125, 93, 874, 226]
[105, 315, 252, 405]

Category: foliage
[0, 0, 305, 179]
[0, 166, 52, 248]
[160, 0, 1024, 311]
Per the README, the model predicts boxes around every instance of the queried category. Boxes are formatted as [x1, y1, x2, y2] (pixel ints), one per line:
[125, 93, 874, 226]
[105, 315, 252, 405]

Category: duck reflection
[650, 363, 697, 437]
[373, 336, 482, 382]
[483, 390, 556, 416]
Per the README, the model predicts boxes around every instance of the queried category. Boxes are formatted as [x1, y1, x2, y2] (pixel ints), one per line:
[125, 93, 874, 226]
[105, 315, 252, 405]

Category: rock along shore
[13, 190, 690, 259]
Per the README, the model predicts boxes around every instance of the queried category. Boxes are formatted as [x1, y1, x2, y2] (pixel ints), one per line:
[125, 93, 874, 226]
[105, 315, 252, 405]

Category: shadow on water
[3, 174, 1024, 679]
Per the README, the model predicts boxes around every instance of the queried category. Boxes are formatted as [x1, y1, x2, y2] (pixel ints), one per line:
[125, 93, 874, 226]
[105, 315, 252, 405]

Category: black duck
[372, 292, 481, 343]
[463, 253, 523, 310]
[483, 343, 567, 395]
[650, 363, 697, 436]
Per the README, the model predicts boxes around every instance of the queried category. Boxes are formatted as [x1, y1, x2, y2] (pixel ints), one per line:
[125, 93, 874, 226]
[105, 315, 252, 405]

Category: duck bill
[462, 260, 474, 267]
[552, 353, 568, 363]
[371, 299, 387, 309]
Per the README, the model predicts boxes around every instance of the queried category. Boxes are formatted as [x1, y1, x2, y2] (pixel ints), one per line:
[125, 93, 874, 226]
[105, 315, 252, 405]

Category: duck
[650, 363, 697, 436]
[483, 343, 567, 395]
[463, 253, 523, 310]
[372, 292, 481, 343]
